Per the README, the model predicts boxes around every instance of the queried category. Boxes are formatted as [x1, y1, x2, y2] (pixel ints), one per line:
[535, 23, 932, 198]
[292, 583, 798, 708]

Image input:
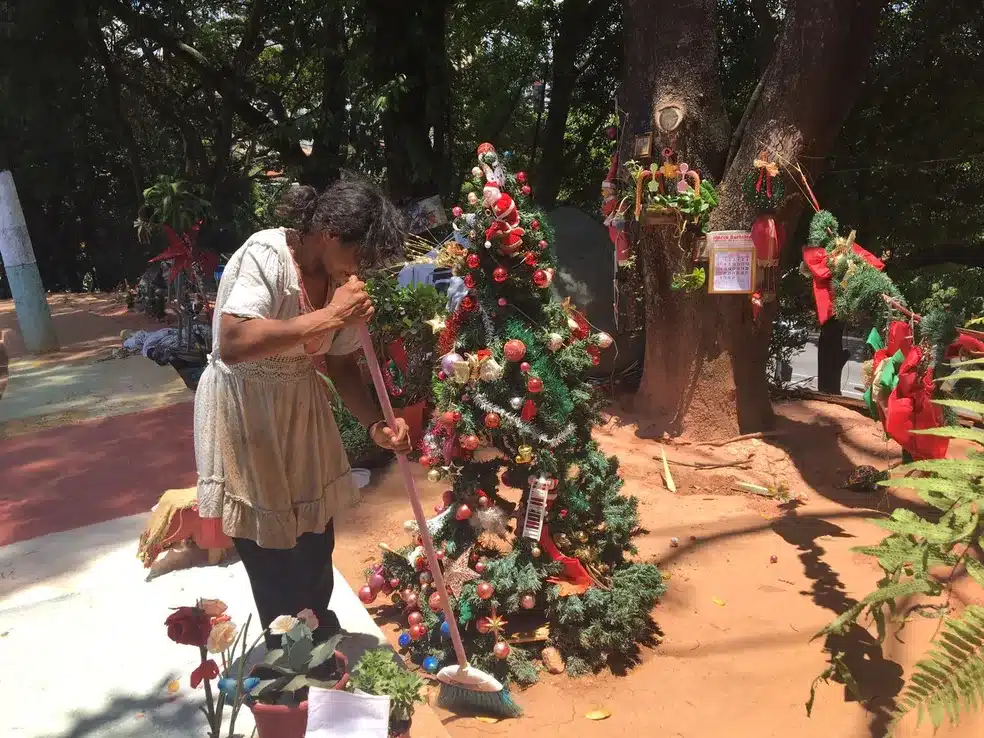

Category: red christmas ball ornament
[526, 376, 543, 393]
[520, 361, 530, 373]
[484, 412, 501, 429]
[436, 370, 447, 381]
[531, 219, 540, 231]
[410, 623, 428, 641]
[477, 582, 494, 600]
[419, 454, 432, 467]
[358, 586, 376, 604]
[606, 125, 619, 140]
[463, 274, 476, 289]
[497, 297, 507, 307]
[476, 618, 493, 635]
[503, 339, 527, 362]
[389, 577, 401, 590]
[429, 592, 443, 612]
[452, 206, 464, 218]
[456, 504, 473, 521]
[460, 434, 480, 451]
[586, 345, 601, 366]
[441, 410, 460, 426]
[532, 269, 552, 288]
[538, 239, 548, 250]
[520, 594, 536, 609]
[516, 171, 527, 184]
[477, 495, 491, 509]
[461, 296, 477, 311]
[474, 560, 487, 574]
[404, 592, 419, 610]
[466, 253, 480, 269]
[369, 572, 386, 593]
[494, 641, 511, 659]
[521, 399, 538, 422]
[520, 185, 532, 196]
[414, 554, 429, 571]
[407, 610, 423, 626]
[442, 489, 454, 505]
[493, 266, 508, 283]
[523, 251, 537, 266]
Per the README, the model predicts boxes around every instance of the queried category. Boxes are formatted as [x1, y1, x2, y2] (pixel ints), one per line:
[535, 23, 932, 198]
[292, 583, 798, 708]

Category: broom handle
[356, 324, 471, 668]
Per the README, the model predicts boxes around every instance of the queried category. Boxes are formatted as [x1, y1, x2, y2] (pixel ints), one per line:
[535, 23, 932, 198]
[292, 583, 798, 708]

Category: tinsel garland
[472, 391, 576, 447]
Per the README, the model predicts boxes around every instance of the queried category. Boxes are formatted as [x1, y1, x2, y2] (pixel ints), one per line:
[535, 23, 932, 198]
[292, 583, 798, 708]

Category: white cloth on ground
[305, 688, 389, 738]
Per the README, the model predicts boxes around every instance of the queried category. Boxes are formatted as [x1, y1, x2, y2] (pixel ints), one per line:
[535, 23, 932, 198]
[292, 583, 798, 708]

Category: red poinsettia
[190, 659, 220, 689]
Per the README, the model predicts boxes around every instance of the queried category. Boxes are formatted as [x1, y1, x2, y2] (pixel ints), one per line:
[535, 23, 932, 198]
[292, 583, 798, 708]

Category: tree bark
[623, 0, 885, 440]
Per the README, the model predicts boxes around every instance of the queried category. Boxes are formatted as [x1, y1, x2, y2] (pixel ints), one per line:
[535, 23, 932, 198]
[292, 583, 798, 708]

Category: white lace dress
[194, 228, 360, 549]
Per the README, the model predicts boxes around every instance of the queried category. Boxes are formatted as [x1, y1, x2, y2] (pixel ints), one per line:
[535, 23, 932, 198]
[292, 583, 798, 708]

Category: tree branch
[232, 0, 266, 72]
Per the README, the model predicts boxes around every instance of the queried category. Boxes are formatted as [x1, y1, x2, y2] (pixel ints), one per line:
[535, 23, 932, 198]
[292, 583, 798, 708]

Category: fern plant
[810, 361, 984, 733]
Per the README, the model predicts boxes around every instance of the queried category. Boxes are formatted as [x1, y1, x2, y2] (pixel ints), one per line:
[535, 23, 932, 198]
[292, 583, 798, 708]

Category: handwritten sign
[707, 230, 755, 294]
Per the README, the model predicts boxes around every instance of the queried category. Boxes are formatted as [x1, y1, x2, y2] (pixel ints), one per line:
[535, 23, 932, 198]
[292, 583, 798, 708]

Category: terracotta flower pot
[248, 650, 349, 738]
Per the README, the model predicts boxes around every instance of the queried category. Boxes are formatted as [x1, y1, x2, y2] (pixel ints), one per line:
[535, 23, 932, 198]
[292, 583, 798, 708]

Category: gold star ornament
[425, 314, 447, 334]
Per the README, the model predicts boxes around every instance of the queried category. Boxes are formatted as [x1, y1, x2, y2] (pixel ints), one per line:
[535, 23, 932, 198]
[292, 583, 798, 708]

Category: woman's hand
[370, 418, 412, 454]
[326, 275, 374, 326]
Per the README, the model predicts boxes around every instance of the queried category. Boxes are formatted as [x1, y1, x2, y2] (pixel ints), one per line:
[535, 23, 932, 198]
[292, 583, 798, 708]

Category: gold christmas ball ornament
[515, 445, 534, 464]
[596, 332, 614, 349]
[546, 332, 564, 352]
[553, 533, 571, 549]
[531, 546, 542, 558]
[427, 469, 442, 483]
[575, 531, 589, 543]
[597, 522, 608, 533]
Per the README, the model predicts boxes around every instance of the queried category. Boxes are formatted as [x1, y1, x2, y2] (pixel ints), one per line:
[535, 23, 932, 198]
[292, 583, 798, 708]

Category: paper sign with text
[707, 230, 756, 294]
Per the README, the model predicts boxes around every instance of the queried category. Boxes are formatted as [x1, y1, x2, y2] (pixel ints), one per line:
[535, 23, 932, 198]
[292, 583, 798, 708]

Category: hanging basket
[641, 208, 680, 227]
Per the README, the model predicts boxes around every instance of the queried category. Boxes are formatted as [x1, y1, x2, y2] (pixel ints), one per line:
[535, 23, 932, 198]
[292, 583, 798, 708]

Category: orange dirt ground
[332, 400, 983, 738]
[5, 294, 982, 737]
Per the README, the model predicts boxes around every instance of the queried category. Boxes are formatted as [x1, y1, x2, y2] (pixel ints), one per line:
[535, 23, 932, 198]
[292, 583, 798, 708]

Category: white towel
[305, 687, 390, 738]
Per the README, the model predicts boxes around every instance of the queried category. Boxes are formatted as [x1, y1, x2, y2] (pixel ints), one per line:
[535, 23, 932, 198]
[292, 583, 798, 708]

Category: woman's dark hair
[276, 175, 405, 272]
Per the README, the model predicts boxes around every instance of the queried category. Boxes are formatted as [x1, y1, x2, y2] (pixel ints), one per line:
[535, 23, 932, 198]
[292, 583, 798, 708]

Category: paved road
[788, 334, 867, 399]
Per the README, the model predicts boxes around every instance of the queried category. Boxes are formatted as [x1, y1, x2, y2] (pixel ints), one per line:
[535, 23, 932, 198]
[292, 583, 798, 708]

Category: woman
[195, 176, 411, 648]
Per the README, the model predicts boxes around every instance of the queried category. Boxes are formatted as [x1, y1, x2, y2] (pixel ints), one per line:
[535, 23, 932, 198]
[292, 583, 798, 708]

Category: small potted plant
[164, 598, 261, 738]
[350, 648, 426, 738]
[246, 612, 349, 738]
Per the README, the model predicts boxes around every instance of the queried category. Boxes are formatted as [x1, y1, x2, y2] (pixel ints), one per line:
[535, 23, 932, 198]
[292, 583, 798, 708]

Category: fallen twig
[696, 431, 780, 447]
[660, 445, 677, 493]
[665, 455, 754, 470]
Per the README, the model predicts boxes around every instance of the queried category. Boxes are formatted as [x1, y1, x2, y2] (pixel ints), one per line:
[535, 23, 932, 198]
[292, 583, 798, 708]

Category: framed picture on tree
[631, 132, 653, 160]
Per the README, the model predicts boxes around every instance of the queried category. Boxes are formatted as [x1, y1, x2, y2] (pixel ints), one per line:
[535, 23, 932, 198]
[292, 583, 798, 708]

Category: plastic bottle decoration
[743, 153, 787, 318]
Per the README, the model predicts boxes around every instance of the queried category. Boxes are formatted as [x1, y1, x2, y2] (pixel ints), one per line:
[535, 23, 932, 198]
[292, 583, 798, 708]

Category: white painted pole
[0, 170, 59, 354]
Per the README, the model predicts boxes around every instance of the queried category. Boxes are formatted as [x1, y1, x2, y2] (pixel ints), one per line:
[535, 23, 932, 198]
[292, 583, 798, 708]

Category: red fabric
[945, 334, 984, 359]
[386, 338, 409, 375]
[883, 346, 949, 460]
[802, 246, 835, 324]
[871, 321, 913, 372]
[538, 530, 593, 593]
[852, 242, 883, 270]
[802, 242, 884, 324]
[751, 215, 786, 264]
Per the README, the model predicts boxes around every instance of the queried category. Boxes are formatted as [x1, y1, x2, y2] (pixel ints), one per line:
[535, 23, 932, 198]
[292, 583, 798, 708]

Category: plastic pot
[248, 651, 349, 738]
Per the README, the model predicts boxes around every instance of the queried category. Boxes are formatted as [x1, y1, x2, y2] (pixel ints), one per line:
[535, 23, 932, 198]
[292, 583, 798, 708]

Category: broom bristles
[435, 664, 523, 717]
[436, 682, 523, 718]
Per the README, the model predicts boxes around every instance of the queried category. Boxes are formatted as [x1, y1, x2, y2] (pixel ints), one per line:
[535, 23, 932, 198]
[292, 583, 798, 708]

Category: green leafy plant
[670, 267, 706, 292]
[366, 278, 446, 406]
[350, 648, 425, 734]
[137, 175, 212, 241]
[809, 363, 984, 733]
[249, 617, 345, 706]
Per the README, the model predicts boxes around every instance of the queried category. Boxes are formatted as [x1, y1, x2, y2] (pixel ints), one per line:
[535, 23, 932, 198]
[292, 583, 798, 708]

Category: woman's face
[320, 234, 361, 279]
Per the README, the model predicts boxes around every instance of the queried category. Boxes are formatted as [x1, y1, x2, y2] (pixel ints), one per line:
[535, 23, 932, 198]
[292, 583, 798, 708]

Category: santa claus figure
[601, 153, 630, 266]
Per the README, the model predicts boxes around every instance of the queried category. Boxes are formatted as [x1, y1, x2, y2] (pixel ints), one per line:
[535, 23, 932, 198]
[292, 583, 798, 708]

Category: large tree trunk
[623, 0, 884, 440]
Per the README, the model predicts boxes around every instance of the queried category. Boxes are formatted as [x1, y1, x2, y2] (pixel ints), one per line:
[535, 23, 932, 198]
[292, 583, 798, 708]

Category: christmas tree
[361, 143, 665, 685]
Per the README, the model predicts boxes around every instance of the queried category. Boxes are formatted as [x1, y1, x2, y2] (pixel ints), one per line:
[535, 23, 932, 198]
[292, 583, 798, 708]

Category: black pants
[234, 520, 340, 650]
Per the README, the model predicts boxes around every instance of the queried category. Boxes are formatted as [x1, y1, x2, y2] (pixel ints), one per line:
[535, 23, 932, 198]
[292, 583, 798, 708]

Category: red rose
[165, 606, 211, 647]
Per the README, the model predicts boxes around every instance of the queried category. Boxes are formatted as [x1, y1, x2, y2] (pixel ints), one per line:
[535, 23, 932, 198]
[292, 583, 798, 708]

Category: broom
[355, 324, 522, 718]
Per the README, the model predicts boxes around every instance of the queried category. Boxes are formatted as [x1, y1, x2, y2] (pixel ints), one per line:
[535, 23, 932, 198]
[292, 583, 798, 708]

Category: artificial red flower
[190, 659, 220, 688]
[165, 606, 212, 647]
